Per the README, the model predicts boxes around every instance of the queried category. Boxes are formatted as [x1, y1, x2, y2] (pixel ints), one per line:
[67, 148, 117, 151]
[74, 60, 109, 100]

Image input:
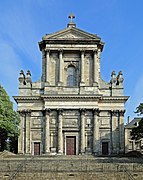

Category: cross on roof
[68, 13, 75, 23]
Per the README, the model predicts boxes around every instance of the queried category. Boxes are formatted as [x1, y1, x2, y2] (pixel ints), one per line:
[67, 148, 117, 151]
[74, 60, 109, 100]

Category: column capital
[57, 108, 63, 115]
[111, 110, 119, 117]
[45, 49, 50, 53]
[80, 108, 86, 115]
[18, 109, 31, 116]
[93, 49, 98, 54]
[80, 49, 85, 53]
[45, 108, 51, 116]
[58, 49, 63, 53]
[119, 110, 125, 116]
[93, 108, 100, 116]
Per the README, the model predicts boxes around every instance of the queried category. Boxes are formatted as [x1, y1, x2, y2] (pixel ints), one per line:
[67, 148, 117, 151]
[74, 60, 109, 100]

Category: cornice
[100, 96, 129, 103]
[13, 96, 42, 103]
[13, 95, 129, 103]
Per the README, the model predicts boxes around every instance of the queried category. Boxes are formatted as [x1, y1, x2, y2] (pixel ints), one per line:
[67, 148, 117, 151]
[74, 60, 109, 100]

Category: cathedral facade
[14, 15, 129, 156]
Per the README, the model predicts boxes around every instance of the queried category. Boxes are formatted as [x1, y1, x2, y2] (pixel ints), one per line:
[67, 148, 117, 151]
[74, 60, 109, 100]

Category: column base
[45, 150, 50, 155]
[58, 150, 63, 155]
[93, 82, 98, 87]
[45, 81, 50, 86]
[80, 82, 85, 86]
[58, 82, 63, 86]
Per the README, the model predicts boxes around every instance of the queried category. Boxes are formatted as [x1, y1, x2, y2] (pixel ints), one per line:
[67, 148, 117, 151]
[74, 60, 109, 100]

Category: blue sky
[0, 0, 143, 122]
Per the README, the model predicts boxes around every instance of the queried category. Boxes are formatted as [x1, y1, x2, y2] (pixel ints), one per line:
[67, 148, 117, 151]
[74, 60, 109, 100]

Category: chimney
[127, 116, 130, 124]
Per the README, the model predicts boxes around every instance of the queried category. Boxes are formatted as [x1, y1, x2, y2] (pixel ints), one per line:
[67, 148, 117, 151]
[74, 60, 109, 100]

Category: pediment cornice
[39, 27, 104, 51]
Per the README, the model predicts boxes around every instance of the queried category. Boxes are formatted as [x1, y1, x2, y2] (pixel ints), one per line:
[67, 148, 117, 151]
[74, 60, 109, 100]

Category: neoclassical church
[14, 15, 129, 156]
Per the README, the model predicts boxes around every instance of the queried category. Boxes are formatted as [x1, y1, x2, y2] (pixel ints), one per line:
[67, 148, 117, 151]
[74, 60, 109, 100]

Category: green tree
[130, 103, 143, 141]
[135, 103, 143, 115]
[0, 85, 20, 152]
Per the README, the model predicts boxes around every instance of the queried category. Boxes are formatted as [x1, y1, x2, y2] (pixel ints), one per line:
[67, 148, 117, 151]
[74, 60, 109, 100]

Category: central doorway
[66, 136, 76, 155]
[34, 142, 40, 155]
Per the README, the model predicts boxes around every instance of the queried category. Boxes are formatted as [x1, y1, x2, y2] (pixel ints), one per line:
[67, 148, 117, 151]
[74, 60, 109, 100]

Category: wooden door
[66, 136, 76, 155]
[102, 142, 108, 155]
[34, 142, 40, 155]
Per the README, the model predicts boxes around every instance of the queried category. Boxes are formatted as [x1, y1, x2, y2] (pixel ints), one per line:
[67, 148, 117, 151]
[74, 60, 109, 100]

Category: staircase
[0, 154, 142, 180]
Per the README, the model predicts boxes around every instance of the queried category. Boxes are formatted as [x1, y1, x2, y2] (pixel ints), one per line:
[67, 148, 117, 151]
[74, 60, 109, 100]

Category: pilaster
[45, 109, 51, 154]
[58, 109, 63, 154]
[80, 50, 85, 86]
[93, 108, 100, 155]
[80, 109, 86, 154]
[42, 50, 46, 82]
[25, 111, 31, 154]
[93, 50, 98, 86]
[46, 50, 50, 85]
[58, 50, 63, 86]
[111, 110, 119, 154]
[119, 110, 125, 154]
[18, 114, 24, 154]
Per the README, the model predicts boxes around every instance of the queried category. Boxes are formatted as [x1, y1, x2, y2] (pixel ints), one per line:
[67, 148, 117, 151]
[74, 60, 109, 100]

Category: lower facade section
[18, 109, 125, 156]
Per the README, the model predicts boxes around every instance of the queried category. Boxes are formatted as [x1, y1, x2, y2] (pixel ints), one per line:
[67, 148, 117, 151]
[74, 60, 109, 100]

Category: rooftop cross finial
[68, 13, 75, 23]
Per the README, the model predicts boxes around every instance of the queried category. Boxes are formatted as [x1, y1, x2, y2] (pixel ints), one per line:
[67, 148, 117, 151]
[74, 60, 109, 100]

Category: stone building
[125, 117, 143, 153]
[14, 15, 129, 156]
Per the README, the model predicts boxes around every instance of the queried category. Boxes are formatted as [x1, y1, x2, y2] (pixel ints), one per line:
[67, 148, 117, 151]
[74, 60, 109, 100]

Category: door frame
[32, 141, 42, 155]
[64, 132, 79, 155]
[101, 140, 110, 155]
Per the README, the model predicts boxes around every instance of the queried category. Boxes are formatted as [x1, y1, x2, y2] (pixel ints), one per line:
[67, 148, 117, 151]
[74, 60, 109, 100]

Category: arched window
[67, 66, 76, 86]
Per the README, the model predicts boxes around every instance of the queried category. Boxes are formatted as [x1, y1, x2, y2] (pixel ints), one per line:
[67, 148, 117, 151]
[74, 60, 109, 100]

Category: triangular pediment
[43, 27, 101, 40]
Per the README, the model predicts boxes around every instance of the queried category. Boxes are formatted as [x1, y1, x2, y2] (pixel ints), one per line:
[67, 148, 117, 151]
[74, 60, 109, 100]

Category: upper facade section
[17, 15, 125, 97]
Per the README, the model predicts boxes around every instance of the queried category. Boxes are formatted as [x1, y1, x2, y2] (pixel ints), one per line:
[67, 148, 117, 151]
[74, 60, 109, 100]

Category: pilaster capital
[93, 49, 98, 54]
[111, 110, 119, 117]
[80, 49, 85, 54]
[119, 110, 125, 117]
[57, 108, 63, 116]
[93, 108, 100, 116]
[80, 108, 86, 115]
[18, 109, 31, 117]
[45, 49, 50, 54]
[45, 108, 51, 116]
[58, 49, 63, 53]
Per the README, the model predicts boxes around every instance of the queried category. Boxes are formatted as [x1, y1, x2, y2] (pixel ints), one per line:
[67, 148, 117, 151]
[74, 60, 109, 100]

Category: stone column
[18, 113, 24, 154]
[80, 109, 86, 154]
[58, 109, 63, 154]
[93, 50, 98, 86]
[24, 110, 31, 154]
[46, 50, 50, 85]
[97, 48, 101, 75]
[93, 108, 100, 155]
[58, 50, 63, 86]
[80, 50, 85, 86]
[45, 109, 51, 154]
[111, 110, 118, 154]
[42, 50, 46, 82]
[119, 110, 125, 154]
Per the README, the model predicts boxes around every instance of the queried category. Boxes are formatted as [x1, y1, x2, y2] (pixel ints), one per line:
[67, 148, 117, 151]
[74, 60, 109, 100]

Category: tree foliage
[131, 118, 143, 140]
[135, 103, 143, 115]
[131, 103, 143, 140]
[0, 85, 20, 152]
